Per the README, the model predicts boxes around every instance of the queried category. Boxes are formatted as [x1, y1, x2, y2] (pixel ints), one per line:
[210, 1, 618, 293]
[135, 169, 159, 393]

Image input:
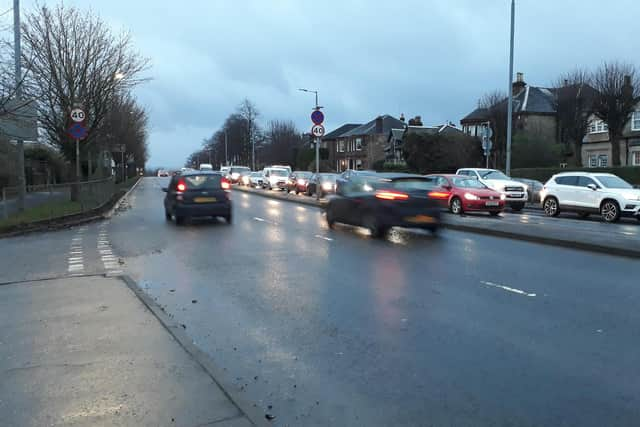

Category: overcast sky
[12, 0, 640, 167]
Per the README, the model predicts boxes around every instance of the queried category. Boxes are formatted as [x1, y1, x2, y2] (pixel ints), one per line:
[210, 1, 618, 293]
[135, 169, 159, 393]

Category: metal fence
[1, 177, 117, 222]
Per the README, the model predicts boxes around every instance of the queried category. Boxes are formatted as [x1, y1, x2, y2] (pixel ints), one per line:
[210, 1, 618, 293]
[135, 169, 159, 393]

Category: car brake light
[176, 181, 186, 192]
[375, 190, 409, 200]
[428, 191, 450, 199]
[221, 178, 231, 190]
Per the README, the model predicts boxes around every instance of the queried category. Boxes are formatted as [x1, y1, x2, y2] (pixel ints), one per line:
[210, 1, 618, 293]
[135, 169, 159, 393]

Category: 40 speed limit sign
[70, 108, 86, 123]
[311, 124, 325, 137]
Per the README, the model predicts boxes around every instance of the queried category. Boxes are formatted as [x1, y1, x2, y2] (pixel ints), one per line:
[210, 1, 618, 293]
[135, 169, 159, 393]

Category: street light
[298, 88, 322, 200]
[505, 0, 515, 176]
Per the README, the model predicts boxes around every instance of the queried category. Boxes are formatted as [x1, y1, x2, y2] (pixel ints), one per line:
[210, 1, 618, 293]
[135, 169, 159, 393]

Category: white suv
[540, 172, 640, 223]
[456, 168, 528, 211]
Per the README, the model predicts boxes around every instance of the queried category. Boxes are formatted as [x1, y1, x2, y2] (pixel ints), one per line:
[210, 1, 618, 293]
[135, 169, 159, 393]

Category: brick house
[324, 115, 406, 172]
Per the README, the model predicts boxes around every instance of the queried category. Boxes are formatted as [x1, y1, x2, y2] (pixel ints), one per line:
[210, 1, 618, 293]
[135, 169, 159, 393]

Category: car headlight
[322, 182, 333, 191]
[297, 179, 306, 185]
[232, 173, 240, 179]
[464, 192, 479, 201]
[500, 194, 506, 200]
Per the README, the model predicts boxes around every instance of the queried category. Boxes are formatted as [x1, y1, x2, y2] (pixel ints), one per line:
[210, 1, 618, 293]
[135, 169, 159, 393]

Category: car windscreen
[385, 178, 436, 191]
[297, 172, 312, 178]
[480, 170, 509, 180]
[183, 174, 222, 189]
[596, 175, 633, 189]
[270, 169, 288, 177]
[231, 167, 250, 174]
[319, 174, 337, 182]
[452, 177, 487, 189]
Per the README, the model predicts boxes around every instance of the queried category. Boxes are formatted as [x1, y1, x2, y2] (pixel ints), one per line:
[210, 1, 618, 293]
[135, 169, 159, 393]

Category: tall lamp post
[13, 0, 25, 211]
[298, 88, 322, 200]
[505, 0, 515, 176]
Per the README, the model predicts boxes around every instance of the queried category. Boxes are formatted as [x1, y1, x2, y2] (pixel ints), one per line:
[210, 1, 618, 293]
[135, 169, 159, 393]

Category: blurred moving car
[540, 172, 640, 223]
[239, 170, 253, 186]
[326, 173, 441, 237]
[199, 163, 214, 171]
[267, 164, 292, 175]
[228, 166, 251, 183]
[456, 168, 528, 211]
[162, 171, 232, 225]
[307, 173, 338, 197]
[248, 171, 263, 187]
[262, 167, 290, 190]
[426, 174, 505, 215]
[288, 171, 313, 194]
[157, 169, 169, 177]
[513, 178, 544, 203]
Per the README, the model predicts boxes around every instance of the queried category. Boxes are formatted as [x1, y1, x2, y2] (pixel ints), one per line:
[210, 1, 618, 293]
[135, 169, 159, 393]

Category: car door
[576, 176, 600, 210]
[426, 176, 450, 208]
[554, 175, 579, 208]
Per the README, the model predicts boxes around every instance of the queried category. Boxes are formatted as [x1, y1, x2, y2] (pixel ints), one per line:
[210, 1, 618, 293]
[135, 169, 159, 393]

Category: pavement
[2, 177, 640, 426]
[234, 184, 640, 258]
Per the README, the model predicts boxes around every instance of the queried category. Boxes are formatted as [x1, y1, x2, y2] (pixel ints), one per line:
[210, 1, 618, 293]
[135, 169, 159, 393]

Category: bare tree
[478, 90, 507, 169]
[592, 62, 639, 166]
[260, 120, 303, 166]
[553, 69, 597, 166]
[237, 99, 260, 169]
[20, 4, 149, 176]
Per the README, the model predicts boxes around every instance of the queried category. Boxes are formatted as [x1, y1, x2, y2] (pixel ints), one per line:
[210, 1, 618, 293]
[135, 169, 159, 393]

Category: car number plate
[194, 197, 217, 203]
[405, 215, 435, 224]
[485, 201, 499, 206]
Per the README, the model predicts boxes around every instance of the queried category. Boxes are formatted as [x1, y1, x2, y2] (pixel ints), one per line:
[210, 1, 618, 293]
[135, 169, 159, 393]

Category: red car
[426, 174, 505, 215]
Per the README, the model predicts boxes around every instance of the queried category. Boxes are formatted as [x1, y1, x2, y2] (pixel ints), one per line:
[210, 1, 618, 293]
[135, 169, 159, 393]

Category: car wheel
[600, 200, 621, 223]
[165, 210, 172, 221]
[490, 211, 501, 217]
[363, 214, 383, 238]
[543, 197, 560, 217]
[578, 212, 590, 219]
[450, 197, 463, 215]
[175, 215, 185, 225]
[511, 202, 525, 212]
[224, 214, 232, 224]
[326, 206, 336, 229]
[295, 189, 299, 195]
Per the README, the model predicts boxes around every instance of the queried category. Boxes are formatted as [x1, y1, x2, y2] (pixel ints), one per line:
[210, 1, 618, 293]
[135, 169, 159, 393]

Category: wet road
[2, 177, 640, 426]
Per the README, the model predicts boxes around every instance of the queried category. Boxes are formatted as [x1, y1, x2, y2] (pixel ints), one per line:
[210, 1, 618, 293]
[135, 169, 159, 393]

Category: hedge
[511, 166, 640, 185]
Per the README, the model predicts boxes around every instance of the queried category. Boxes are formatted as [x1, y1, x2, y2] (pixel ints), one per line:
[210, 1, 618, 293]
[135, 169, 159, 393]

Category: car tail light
[375, 190, 409, 200]
[428, 191, 450, 199]
[176, 181, 186, 192]
[221, 178, 231, 190]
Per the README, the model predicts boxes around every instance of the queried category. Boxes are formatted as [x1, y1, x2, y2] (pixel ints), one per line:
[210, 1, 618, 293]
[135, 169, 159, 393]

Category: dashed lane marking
[314, 235, 333, 242]
[481, 281, 537, 297]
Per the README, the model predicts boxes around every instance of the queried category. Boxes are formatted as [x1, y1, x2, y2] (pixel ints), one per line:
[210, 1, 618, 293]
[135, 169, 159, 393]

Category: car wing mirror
[443, 185, 452, 190]
[162, 187, 168, 192]
[587, 184, 597, 191]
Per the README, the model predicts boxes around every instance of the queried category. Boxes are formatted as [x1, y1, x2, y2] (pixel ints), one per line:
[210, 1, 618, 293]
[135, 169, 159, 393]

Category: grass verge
[0, 200, 82, 230]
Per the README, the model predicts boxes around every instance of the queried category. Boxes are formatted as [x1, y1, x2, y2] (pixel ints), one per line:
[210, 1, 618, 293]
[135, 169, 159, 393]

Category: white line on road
[68, 257, 84, 261]
[481, 281, 537, 297]
[314, 235, 333, 242]
[253, 217, 266, 222]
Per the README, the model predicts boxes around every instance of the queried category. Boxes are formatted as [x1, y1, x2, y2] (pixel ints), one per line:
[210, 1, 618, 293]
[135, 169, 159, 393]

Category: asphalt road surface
[1, 177, 639, 427]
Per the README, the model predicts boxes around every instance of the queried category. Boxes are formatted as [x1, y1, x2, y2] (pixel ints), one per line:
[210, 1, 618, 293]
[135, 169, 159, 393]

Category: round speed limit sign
[311, 124, 325, 137]
[70, 108, 86, 123]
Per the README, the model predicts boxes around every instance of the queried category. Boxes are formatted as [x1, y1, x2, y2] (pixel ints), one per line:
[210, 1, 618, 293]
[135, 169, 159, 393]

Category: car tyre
[511, 202, 525, 212]
[543, 197, 560, 217]
[363, 214, 384, 238]
[326, 206, 336, 229]
[489, 211, 501, 217]
[600, 200, 621, 223]
[165, 210, 172, 221]
[175, 215, 185, 226]
[450, 197, 463, 215]
[224, 214, 232, 224]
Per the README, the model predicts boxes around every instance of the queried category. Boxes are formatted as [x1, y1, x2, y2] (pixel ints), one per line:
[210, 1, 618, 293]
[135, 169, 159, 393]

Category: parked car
[248, 171, 263, 188]
[307, 173, 339, 197]
[239, 170, 253, 186]
[262, 167, 290, 190]
[456, 168, 528, 211]
[199, 163, 214, 171]
[228, 166, 251, 183]
[540, 172, 640, 223]
[288, 171, 313, 194]
[162, 171, 232, 225]
[426, 174, 505, 215]
[267, 164, 292, 175]
[513, 178, 544, 203]
[326, 173, 441, 237]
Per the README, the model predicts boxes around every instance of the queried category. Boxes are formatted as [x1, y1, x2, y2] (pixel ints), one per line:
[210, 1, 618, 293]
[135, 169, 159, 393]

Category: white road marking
[253, 217, 266, 222]
[68, 257, 84, 261]
[314, 235, 333, 241]
[481, 281, 537, 297]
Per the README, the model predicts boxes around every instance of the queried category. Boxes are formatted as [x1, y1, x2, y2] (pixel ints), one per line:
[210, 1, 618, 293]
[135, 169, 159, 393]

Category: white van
[199, 163, 214, 171]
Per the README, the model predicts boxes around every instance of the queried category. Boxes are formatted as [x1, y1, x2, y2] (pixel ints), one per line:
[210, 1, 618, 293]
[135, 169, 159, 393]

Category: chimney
[375, 116, 383, 133]
[512, 71, 526, 94]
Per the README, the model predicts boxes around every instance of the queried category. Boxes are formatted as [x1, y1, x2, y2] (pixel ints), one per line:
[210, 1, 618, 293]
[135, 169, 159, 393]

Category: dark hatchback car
[163, 171, 232, 225]
[326, 173, 441, 237]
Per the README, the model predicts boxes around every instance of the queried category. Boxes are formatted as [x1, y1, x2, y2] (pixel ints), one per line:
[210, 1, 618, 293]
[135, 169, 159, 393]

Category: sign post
[481, 122, 493, 168]
[311, 118, 325, 201]
[68, 107, 88, 185]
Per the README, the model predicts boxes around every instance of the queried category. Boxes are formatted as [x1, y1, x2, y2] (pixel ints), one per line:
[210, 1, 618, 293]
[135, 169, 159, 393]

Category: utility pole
[13, 0, 25, 211]
[505, 0, 515, 176]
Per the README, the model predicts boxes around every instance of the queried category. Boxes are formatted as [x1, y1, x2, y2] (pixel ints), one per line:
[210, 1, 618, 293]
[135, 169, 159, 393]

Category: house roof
[341, 115, 406, 137]
[461, 107, 490, 123]
[322, 123, 361, 140]
[388, 128, 405, 141]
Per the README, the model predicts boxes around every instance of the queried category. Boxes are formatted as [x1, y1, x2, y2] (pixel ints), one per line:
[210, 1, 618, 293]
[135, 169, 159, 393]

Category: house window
[632, 151, 640, 166]
[632, 112, 640, 131]
[338, 141, 345, 152]
[355, 159, 363, 170]
[598, 155, 608, 167]
[589, 155, 598, 168]
[355, 138, 362, 151]
[589, 119, 609, 134]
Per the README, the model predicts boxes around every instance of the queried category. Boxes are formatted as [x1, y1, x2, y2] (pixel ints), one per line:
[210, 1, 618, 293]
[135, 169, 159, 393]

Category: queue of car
[161, 163, 639, 230]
